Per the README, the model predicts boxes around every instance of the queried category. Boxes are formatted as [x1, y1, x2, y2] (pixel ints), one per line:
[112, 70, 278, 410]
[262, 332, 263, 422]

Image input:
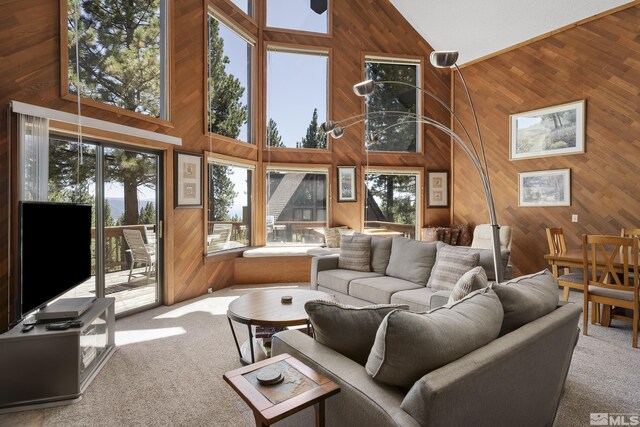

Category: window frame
[264, 164, 331, 246]
[223, 0, 256, 22]
[263, 0, 332, 38]
[362, 166, 423, 239]
[264, 43, 331, 152]
[60, 0, 171, 126]
[205, 7, 257, 146]
[362, 54, 424, 154]
[204, 152, 257, 255]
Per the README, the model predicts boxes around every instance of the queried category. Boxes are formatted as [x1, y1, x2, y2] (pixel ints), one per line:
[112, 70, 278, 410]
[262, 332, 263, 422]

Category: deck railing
[91, 224, 155, 273]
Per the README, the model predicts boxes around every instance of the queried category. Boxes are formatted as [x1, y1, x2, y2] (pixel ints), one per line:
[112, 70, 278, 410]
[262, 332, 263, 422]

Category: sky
[215, 1, 328, 148]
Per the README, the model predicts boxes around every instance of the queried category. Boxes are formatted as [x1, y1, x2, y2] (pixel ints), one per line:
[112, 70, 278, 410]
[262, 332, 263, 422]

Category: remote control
[21, 324, 35, 333]
[68, 320, 84, 328]
[46, 322, 71, 331]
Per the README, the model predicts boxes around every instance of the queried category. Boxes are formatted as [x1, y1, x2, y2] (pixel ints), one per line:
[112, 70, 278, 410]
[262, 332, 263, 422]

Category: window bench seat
[234, 246, 339, 285]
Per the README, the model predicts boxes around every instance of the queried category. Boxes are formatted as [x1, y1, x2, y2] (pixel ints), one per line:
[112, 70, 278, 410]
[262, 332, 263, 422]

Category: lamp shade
[353, 80, 376, 96]
[430, 51, 459, 68]
[320, 120, 336, 133]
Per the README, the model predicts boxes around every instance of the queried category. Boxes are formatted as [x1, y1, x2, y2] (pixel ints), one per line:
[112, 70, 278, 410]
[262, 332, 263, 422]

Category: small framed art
[427, 171, 448, 207]
[518, 169, 571, 207]
[174, 151, 203, 208]
[337, 166, 356, 202]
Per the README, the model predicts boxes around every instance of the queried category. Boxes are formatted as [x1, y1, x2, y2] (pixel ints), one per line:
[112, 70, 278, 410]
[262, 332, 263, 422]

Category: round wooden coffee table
[227, 289, 335, 365]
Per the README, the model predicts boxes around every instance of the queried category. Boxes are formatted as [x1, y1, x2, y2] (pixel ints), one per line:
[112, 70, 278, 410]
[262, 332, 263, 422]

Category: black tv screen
[19, 202, 92, 318]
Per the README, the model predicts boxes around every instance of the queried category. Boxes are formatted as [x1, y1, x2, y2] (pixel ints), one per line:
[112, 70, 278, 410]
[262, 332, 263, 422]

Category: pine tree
[104, 199, 115, 227]
[207, 17, 248, 138]
[208, 164, 237, 221]
[299, 108, 326, 149]
[68, 0, 162, 117]
[267, 118, 285, 147]
[139, 201, 155, 224]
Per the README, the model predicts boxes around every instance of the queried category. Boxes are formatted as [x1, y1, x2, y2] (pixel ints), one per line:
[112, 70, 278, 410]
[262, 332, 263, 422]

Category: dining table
[544, 248, 636, 327]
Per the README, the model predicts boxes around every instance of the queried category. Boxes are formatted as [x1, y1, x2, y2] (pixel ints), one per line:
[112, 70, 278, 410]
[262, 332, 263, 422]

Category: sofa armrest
[272, 330, 420, 427]
[429, 290, 451, 310]
[504, 264, 514, 281]
[310, 255, 340, 290]
[400, 304, 582, 427]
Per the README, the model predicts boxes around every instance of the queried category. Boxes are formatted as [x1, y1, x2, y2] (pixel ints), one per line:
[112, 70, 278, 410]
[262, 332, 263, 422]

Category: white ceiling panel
[388, 0, 634, 64]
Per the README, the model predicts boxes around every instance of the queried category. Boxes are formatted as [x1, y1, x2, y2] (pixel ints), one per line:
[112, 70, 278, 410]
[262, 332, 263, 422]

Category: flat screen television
[15, 201, 92, 325]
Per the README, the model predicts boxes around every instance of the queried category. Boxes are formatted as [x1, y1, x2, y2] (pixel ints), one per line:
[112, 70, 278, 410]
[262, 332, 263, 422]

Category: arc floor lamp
[322, 51, 504, 283]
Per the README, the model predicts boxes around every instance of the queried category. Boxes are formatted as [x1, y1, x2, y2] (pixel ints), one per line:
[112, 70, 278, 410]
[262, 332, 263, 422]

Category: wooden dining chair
[582, 234, 639, 348]
[546, 227, 584, 302]
[621, 228, 640, 240]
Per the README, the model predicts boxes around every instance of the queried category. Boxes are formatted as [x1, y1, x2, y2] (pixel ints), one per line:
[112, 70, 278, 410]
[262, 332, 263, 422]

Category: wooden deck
[59, 267, 158, 315]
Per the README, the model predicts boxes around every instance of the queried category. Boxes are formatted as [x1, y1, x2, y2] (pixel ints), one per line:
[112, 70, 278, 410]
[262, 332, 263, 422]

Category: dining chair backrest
[546, 227, 567, 254]
[582, 234, 638, 292]
[621, 228, 640, 240]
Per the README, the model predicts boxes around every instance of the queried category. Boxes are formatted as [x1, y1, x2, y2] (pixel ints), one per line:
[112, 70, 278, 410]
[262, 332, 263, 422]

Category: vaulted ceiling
[389, 0, 634, 64]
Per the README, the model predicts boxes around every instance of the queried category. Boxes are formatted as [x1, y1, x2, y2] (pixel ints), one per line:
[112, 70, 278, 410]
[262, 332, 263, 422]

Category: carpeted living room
[1, 0, 639, 426]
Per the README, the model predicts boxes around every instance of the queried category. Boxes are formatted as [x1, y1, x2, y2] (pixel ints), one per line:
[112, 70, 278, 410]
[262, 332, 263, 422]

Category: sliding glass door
[23, 135, 163, 316]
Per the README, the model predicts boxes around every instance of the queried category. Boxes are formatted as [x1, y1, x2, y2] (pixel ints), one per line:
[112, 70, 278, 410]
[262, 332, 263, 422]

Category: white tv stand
[0, 298, 116, 412]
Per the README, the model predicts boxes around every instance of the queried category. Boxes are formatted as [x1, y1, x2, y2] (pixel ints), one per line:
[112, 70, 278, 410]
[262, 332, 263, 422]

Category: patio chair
[208, 223, 232, 252]
[123, 229, 156, 285]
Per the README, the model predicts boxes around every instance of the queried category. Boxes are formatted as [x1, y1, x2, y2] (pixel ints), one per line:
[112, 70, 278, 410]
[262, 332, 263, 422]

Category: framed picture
[427, 171, 448, 207]
[174, 151, 203, 208]
[519, 169, 570, 207]
[510, 100, 585, 160]
[337, 166, 356, 202]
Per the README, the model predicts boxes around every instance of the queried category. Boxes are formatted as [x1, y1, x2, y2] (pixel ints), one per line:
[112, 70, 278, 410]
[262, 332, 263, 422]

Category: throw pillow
[385, 237, 438, 286]
[370, 236, 393, 275]
[450, 228, 461, 245]
[366, 288, 503, 389]
[448, 266, 488, 304]
[304, 300, 408, 366]
[427, 245, 480, 291]
[454, 223, 472, 246]
[492, 269, 559, 336]
[432, 242, 510, 282]
[323, 227, 341, 248]
[338, 234, 371, 272]
[421, 227, 439, 242]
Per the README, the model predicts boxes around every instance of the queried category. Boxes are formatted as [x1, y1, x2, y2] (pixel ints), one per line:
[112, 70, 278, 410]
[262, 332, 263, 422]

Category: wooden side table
[224, 353, 340, 427]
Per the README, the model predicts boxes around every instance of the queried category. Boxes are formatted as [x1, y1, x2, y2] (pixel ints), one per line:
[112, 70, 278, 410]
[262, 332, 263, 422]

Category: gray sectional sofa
[311, 236, 512, 311]
[272, 270, 582, 427]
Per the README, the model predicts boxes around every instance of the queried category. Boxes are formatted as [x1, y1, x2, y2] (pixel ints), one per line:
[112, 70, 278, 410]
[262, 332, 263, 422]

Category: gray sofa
[311, 236, 512, 311]
[272, 271, 582, 427]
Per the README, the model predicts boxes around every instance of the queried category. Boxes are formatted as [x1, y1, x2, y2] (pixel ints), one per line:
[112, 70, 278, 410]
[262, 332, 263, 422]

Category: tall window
[266, 0, 329, 34]
[208, 13, 253, 143]
[364, 171, 419, 239]
[67, 0, 168, 119]
[229, 0, 252, 17]
[364, 57, 421, 152]
[266, 168, 328, 245]
[207, 159, 253, 253]
[266, 48, 328, 149]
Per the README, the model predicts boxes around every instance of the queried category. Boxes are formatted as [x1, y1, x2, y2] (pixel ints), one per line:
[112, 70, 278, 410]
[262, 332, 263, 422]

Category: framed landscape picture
[337, 166, 356, 202]
[427, 171, 448, 207]
[519, 169, 570, 207]
[174, 151, 203, 208]
[510, 100, 585, 160]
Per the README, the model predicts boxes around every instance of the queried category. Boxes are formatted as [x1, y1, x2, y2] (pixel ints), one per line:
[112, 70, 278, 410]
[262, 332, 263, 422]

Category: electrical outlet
[571, 214, 578, 223]
[207, 287, 213, 294]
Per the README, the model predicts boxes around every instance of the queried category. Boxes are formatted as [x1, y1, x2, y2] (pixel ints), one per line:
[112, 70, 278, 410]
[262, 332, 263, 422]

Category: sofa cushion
[304, 300, 408, 366]
[492, 269, 560, 336]
[317, 270, 382, 294]
[390, 287, 437, 312]
[349, 276, 422, 304]
[427, 245, 480, 291]
[370, 236, 393, 275]
[338, 235, 371, 272]
[366, 288, 503, 389]
[432, 242, 510, 281]
[385, 237, 438, 286]
[448, 266, 488, 304]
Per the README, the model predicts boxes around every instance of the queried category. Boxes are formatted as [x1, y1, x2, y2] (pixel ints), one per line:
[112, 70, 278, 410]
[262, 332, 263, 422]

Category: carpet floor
[1, 284, 638, 427]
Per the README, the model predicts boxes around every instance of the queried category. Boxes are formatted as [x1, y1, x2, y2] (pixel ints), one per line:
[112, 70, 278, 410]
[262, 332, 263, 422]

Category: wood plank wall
[0, 0, 451, 331]
[451, 5, 640, 276]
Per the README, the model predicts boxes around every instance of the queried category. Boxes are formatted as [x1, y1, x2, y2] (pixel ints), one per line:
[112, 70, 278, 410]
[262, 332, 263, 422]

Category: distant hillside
[105, 198, 156, 223]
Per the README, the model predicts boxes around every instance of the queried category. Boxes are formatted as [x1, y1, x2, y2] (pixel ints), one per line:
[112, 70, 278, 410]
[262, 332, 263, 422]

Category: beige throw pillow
[323, 227, 341, 248]
[427, 245, 480, 291]
[305, 300, 408, 366]
[448, 266, 488, 304]
[338, 234, 371, 272]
